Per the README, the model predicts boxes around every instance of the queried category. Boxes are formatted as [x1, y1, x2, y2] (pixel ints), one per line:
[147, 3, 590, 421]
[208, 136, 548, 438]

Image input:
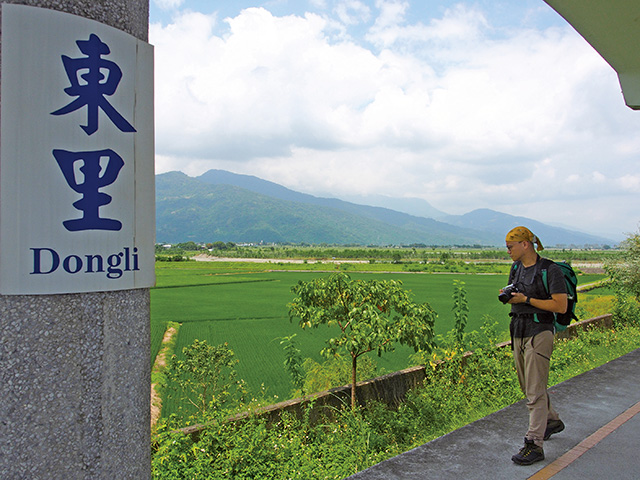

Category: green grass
[151, 317, 640, 480]
[151, 261, 607, 415]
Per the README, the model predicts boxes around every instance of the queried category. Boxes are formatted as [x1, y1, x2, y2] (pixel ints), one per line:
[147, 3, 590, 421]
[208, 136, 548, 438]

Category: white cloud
[310, 0, 328, 9]
[334, 0, 371, 25]
[150, 4, 640, 238]
[152, 8, 383, 158]
[365, 2, 489, 54]
[372, 0, 408, 30]
[153, 0, 184, 11]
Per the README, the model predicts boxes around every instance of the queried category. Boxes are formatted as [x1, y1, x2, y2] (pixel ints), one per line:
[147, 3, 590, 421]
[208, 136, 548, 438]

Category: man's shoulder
[538, 257, 568, 292]
[534, 257, 566, 284]
[538, 257, 561, 272]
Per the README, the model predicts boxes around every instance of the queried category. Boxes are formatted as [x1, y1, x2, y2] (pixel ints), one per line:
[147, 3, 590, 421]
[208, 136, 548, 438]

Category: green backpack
[540, 258, 579, 332]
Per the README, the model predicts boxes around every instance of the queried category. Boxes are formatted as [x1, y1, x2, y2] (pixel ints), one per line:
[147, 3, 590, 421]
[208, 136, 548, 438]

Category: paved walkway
[347, 348, 640, 480]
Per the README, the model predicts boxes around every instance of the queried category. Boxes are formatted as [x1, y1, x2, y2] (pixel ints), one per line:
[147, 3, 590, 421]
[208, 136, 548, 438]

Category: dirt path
[578, 279, 609, 292]
[192, 254, 368, 264]
[151, 324, 179, 431]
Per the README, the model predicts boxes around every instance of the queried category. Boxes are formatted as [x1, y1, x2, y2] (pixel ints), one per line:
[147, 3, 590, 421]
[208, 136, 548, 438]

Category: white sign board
[0, 5, 155, 294]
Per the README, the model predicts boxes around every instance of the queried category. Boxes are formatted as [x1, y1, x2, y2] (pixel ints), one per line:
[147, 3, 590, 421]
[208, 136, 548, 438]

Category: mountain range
[156, 169, 615, 247]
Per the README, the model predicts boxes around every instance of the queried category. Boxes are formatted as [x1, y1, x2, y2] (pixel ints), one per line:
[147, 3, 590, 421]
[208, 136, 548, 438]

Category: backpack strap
[509, 261, 520, 284]
[538, 257, 554, 297]
[534, 258, 552, 325]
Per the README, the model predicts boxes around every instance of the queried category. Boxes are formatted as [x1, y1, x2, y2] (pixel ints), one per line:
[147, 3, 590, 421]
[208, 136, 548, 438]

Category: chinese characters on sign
[51, 34, 132, 233]
[0, 5, 155, 294]
[53, 148, 125, 232]
[51, 34, 137, 135]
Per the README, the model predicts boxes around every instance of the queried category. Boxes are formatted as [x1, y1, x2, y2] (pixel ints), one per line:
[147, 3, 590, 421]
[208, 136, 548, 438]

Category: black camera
[498, 284, 519, 304]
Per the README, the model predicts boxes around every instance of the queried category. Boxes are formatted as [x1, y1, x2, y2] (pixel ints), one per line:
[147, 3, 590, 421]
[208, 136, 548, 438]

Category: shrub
[299, 355, 378, 396]
[164, 340, 242, 422]
[152, 321, 640, 479]
[605, 228, 640, 302]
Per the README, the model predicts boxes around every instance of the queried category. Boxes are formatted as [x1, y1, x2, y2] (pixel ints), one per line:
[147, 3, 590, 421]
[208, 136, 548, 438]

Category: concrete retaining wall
[181, 314, 614, 439]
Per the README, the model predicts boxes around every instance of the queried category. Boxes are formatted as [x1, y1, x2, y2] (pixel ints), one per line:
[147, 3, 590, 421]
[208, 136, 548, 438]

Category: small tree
[452, 280, 469, 351]
[279, 334, 306, 397]
[300, 355, 378, 395]
[288, 272, 437, 409]
[166, 339, 238, 419]
[412, 281, 470, 375]
[606, 228, 640, 302]
[605, 228, 640, 326]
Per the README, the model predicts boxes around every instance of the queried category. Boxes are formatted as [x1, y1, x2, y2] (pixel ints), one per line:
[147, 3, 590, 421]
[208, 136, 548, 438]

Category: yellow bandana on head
[505, 226, 544, 251]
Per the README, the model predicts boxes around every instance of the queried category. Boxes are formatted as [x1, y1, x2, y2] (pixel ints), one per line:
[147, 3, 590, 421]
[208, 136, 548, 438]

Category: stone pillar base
[0, 290, 150, 479]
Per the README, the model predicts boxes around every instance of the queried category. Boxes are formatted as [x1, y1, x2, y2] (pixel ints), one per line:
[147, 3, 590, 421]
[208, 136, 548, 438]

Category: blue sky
[150, 1, 564, 33]
[148, 1, 640, 241]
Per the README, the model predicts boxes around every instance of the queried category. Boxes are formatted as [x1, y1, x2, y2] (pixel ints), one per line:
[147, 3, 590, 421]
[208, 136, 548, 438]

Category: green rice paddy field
[151, 261, 606, 410]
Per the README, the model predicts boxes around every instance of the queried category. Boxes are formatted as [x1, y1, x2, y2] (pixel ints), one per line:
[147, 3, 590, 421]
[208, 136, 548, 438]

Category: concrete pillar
[0, 1, 151, 479]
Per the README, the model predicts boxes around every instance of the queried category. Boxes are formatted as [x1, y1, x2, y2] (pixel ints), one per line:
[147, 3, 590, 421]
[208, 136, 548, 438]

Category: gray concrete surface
[551, 413, 640, 480]
[0, 1, 151, 479]
[348, 348, 640, 480]
[0, 290, 151, 479]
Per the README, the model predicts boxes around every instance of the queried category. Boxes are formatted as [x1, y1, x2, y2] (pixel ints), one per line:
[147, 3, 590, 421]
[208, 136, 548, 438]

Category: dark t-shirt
[508, 256, 567, 338]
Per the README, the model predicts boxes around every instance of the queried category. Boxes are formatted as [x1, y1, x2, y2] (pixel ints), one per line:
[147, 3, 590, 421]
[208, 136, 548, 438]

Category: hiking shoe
[544, 419, 565, 440]
[512, 439, 544, 465]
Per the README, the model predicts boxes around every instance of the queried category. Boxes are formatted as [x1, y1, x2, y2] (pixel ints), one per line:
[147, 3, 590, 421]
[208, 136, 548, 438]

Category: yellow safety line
[528, 401, 640, 480]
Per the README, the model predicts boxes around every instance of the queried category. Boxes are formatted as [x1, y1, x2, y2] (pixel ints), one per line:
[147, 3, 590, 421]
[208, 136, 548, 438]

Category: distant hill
[156, 170, 616, 247]
[198, 170, 448, 220]
[339, 193, 448, 220]
[156, 172, 495, 245]
[193, 170, 495, 242]
[441, 209, 613, 248]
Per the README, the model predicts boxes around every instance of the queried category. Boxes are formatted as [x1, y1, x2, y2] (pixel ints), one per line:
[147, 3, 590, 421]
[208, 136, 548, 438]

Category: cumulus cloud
[152, 8, 382, 158]
[150, 3, 640, 238]
[366, 1, 487, 50]
[334, 0, 371, 25]
[153, 0, 184, 11]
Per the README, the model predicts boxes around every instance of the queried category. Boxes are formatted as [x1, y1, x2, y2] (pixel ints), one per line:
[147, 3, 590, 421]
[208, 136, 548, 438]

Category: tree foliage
[279, 334, 306, 396]
[165, 340, 239, 418]
[299, 355, 378, 397]
[153, 319, 640, 479]
[452, 280, 469, 350]
[288, 272, 437, 408]
[606, 228, 640, 302]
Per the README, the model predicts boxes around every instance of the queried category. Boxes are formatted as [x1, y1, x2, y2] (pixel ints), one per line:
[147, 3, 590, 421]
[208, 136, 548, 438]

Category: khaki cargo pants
[513, 330, 560, 447]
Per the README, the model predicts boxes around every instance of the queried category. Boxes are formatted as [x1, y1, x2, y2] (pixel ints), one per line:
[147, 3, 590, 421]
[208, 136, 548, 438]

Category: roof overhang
[544, 0, 640, 109]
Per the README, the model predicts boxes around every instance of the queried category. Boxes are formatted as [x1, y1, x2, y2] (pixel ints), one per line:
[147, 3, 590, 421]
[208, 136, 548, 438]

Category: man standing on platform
[501, 227, 567, 465]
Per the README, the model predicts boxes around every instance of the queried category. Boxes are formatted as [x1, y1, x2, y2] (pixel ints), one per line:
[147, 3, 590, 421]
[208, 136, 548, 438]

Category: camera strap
[511, 257, 544, 291]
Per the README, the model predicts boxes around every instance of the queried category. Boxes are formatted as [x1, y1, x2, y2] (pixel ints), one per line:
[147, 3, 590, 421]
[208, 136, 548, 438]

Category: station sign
[0, 4, 155, 294]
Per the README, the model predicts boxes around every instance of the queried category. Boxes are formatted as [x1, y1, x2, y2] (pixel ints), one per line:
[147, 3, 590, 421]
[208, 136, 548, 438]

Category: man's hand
[508, 292, 527, 304]
[508, 292, 568, 313]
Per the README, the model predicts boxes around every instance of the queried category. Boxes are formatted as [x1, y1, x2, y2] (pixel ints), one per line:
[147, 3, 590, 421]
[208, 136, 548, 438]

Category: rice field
[151, 260, 606, 415]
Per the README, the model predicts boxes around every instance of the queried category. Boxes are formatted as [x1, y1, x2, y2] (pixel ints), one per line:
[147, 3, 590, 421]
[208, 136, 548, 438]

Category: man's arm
[508, 292, 568, 313]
